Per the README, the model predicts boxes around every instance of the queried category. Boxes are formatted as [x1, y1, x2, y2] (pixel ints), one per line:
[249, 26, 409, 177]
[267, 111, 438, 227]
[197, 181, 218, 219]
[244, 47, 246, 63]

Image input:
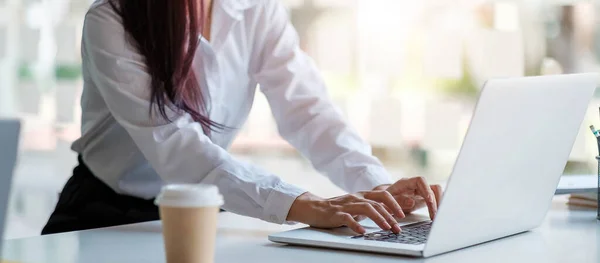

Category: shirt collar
[218, 0, 260, 20]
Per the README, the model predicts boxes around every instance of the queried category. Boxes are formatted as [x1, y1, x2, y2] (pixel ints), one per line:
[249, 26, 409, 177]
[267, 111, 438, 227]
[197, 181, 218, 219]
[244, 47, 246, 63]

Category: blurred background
[2, 0, 600, 239]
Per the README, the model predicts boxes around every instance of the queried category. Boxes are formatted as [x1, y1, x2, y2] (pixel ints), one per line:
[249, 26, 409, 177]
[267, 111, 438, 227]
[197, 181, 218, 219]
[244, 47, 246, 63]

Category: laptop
[269, 73, 599, 257]
[0, 119, 20, 258]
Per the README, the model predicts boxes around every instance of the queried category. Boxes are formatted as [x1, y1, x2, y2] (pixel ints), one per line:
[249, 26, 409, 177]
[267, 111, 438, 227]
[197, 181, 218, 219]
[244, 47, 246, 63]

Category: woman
[42, 0, 442, 235]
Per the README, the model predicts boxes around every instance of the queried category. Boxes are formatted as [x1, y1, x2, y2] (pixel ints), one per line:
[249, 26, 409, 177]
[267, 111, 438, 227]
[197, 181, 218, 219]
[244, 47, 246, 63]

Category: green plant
[18, 63, 82, 81]
[55, 64, 82, 81]
[18, 63, 34, 82]
[433, 57, 478, 98]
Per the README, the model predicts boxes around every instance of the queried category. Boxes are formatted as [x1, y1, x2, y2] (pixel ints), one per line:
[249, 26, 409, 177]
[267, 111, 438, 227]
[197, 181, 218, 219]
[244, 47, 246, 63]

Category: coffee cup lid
[155, 184, 224, 208]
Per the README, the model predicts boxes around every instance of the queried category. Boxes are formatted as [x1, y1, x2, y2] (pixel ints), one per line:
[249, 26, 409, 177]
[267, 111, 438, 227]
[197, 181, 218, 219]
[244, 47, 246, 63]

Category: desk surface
[2, 198, 599, 263]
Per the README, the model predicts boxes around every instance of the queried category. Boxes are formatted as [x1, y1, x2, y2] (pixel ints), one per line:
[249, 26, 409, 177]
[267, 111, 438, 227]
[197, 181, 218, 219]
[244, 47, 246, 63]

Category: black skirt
[41, 156, 159, 235]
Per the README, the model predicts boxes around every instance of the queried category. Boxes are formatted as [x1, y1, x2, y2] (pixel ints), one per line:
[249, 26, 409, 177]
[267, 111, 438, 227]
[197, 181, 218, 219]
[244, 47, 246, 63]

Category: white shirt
[74, 0, 393, 224]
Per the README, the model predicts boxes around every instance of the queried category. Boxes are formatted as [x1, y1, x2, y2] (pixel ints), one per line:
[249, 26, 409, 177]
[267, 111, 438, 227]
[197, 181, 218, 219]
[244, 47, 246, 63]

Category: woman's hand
[286, 191, 405, 234]
[372, 177, 443, 220]
[286, 176, 443, 234]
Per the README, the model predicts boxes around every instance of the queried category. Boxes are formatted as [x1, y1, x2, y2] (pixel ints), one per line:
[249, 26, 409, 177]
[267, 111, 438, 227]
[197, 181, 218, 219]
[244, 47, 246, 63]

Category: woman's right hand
[286, 191, 405, 234]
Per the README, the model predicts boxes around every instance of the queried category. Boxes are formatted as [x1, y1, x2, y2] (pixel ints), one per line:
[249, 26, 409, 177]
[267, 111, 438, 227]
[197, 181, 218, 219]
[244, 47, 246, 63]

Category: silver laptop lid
[424, 74, 598, 257]
[0, 119, 21, 257]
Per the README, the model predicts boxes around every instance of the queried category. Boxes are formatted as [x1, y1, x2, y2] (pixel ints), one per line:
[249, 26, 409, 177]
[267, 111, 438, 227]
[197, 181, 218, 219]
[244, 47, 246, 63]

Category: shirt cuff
[262, 180, 307, 224]
[349, 166, 395, 193]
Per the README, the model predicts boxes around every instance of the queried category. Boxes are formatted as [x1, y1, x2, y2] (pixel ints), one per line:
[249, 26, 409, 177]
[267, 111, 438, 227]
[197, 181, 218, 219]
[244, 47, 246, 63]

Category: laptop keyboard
[352, 221, 432, 245]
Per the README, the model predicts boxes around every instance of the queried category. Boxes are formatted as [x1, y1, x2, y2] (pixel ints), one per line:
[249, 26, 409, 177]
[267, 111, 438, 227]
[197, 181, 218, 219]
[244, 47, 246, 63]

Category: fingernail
[392, 224, 401, 233]
[428, 195, 435, 203]
[405, 199, 413, 206]
[384, 222, 391, 230]
[358, 226, 366, 234]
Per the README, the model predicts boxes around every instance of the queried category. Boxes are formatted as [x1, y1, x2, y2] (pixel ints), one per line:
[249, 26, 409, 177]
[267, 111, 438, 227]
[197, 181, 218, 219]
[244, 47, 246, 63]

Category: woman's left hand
[370, 177, 443, 220]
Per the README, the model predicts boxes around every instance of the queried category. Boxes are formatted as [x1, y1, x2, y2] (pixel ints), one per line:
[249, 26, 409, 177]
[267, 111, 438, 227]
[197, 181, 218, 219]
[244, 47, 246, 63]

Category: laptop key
[356, 221, 432, 245]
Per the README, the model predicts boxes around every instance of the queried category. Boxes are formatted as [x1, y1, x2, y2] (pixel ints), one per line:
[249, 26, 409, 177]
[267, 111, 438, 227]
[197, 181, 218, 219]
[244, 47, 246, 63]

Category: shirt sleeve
[82, 4, 306, 224]
[252, 0, 394, 194]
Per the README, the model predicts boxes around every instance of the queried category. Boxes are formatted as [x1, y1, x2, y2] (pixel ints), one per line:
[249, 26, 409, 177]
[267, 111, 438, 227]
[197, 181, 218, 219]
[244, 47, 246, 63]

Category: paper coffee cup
[155, 184, 224, 263]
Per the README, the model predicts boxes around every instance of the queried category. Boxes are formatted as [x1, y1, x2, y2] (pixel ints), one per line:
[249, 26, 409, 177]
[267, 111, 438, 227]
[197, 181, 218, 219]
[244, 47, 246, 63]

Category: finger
[430, 185, 443, 208]
[337, 213, 365, 234]
[368, 201, 401, 233]
[364, 191, 405, 219]
[395, 195, 416, 211]
[378, 202, 394, 214]
[413, 177, 437, 220]
[402, 191, 416, 198]
[345, 203, 391, 231]
[412, 177, 435, 204]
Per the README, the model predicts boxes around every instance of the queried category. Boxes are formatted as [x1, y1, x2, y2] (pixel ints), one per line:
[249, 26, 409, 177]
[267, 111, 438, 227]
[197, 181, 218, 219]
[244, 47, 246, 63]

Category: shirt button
[270, 215, 278, 222]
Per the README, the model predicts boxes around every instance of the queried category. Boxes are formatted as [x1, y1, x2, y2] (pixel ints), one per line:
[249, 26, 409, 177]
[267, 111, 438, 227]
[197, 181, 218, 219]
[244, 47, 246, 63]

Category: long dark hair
[109, 0, 223, 132]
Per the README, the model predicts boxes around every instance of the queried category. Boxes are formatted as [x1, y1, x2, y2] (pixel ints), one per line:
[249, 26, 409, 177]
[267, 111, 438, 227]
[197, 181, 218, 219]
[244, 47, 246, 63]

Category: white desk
[2, 198, 599, 263]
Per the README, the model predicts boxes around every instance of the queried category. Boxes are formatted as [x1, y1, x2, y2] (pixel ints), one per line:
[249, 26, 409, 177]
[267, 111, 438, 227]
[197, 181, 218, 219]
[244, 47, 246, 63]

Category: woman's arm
[252, 0, 393, 193]
[251, 1, 442, 221]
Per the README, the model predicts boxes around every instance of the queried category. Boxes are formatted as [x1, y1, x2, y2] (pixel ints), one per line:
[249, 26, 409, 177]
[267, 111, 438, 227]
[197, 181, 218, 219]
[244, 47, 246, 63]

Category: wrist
[286, 192, 324, 223]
